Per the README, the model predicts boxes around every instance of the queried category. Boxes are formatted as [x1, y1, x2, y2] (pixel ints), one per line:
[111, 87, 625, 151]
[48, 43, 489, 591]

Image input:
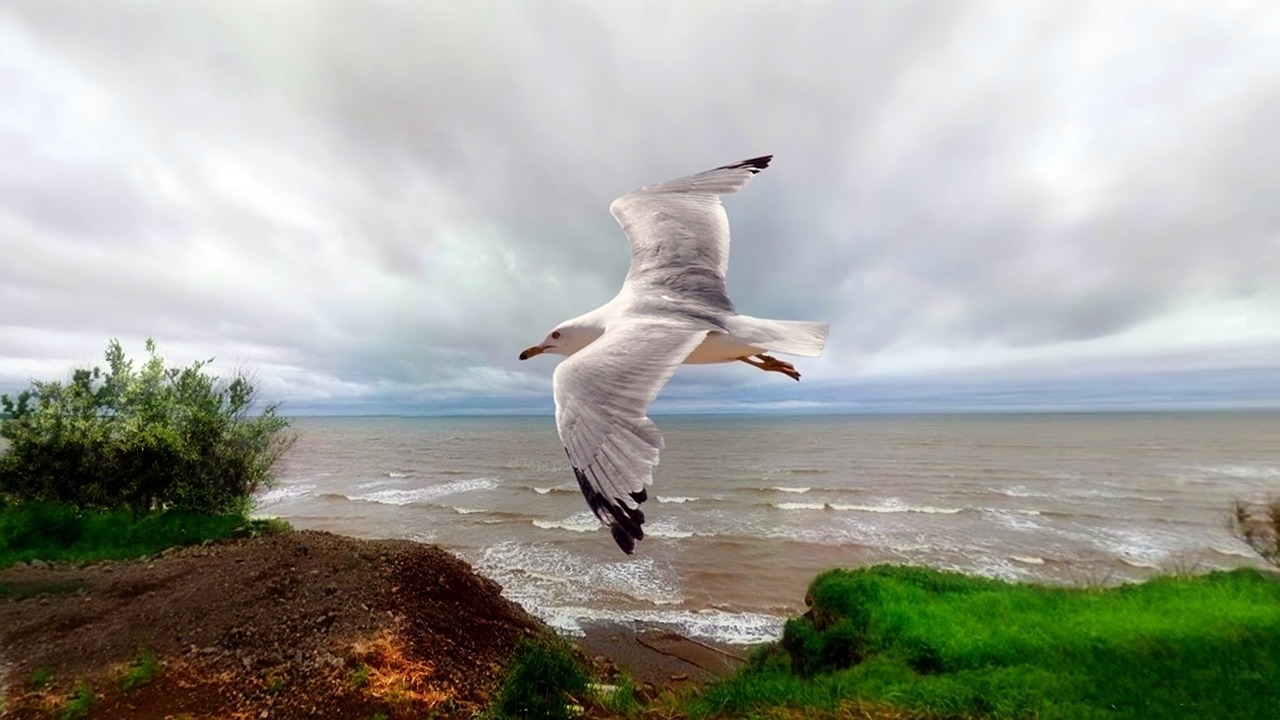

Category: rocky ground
[0, 530, 748, 719]
[0, 531, 549, 718]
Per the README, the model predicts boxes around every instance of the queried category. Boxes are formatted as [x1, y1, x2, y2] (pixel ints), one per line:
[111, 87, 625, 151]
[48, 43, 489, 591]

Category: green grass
[0, 500, 291, 569]
[598, 674, 643, 717]
[493, 636, 591, 720]
[351, 663, 372, 688]
[57, 681, 93, 720]
[119, 648, 159, 692]
[691, 565, 1280, 719]
[28, 667, 54, 690]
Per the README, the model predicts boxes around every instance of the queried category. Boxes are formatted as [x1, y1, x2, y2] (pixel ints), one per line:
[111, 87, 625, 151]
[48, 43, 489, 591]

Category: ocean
[259, 413, 1279, 645]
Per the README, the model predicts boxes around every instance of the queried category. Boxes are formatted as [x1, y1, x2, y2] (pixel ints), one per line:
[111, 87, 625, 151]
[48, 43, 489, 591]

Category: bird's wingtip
[720, 155, 773, 174]
[611, 524, 637, 554]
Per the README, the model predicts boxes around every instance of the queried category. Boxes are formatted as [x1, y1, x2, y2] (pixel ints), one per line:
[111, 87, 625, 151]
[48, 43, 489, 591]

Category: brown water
[261, 412, 1280, 643]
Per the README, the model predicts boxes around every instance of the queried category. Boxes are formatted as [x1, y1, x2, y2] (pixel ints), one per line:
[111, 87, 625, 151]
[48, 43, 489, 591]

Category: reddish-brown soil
[0, 530, 547, 719]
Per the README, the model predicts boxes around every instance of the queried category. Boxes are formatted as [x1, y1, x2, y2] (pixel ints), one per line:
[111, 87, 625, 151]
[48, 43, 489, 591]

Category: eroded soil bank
[0, 531, 547, 718]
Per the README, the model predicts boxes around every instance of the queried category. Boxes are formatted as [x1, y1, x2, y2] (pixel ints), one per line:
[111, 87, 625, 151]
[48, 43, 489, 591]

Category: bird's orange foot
[737, 353, 801, 381]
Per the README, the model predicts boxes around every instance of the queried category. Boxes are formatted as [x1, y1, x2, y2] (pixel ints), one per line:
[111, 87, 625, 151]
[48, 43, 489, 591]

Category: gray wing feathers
[609, 156, 773, 316]
[625, 155, 773, 197]
[553, 321, 709, 553]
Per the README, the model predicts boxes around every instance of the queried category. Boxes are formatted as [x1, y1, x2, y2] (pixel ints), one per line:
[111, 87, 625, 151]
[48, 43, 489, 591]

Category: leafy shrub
[0, 339, 294, 515]
[493, 636, 590, 720]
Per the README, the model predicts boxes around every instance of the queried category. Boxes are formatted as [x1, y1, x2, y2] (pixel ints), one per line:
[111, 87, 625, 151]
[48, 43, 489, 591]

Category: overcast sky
[2, 1, 1278, 414]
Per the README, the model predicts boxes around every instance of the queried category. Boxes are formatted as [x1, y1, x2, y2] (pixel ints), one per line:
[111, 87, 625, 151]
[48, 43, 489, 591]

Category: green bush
[0, 339, 294, 515]
[493, 636, 590, 720]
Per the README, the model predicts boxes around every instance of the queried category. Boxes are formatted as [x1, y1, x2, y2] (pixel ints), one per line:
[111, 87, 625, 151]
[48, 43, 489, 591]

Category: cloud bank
[2, 1, 1278, 413]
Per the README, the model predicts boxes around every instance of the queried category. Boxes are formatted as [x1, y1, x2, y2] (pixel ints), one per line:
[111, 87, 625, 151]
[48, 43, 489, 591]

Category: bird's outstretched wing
[609, 156, 772, 320]
[553, 318, 709, 553]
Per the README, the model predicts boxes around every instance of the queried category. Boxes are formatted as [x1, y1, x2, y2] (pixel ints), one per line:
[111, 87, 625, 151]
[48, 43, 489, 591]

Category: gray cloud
[1, 1, 1278, 412]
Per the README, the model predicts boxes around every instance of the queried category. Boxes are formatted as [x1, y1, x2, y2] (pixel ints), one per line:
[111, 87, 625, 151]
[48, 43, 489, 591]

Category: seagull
[519, 155, 829, 554]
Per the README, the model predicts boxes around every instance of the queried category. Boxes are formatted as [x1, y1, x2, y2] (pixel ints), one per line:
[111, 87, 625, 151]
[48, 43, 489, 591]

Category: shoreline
[576, 621, 752, 687]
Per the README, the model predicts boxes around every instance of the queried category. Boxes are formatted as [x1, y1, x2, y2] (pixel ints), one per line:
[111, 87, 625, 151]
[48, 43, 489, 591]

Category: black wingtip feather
[611, 525, 636, 555]
[720, 155, 773, 173]
[572, 463, 647, 554]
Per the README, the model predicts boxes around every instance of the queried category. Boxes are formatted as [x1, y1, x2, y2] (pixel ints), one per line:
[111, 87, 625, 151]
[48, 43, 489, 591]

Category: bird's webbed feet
[737, 353, 801, 381]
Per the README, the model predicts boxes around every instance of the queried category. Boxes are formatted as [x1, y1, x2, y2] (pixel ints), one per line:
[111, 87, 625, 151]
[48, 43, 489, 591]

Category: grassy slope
[693, 565, 1280, 719]
[9, 503, 1277, 719]
[0, 500, 286, 569]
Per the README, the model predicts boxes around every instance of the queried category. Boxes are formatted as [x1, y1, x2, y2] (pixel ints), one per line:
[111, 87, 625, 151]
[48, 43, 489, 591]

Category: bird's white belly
[683, 331, 762, 364]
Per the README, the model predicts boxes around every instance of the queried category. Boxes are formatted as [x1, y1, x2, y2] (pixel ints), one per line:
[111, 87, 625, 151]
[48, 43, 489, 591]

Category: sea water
[259, 413, 1280, 644]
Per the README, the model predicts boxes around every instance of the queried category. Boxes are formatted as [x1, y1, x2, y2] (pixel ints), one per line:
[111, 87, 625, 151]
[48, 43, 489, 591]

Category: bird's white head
[519, 318, 605, 360]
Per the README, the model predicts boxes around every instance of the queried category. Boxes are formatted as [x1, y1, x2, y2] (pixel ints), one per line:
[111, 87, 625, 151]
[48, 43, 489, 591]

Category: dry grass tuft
[350, 632, 455, 711]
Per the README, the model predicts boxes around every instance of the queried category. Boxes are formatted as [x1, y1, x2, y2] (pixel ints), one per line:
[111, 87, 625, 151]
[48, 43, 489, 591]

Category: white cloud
[1, 1, 1277, 412]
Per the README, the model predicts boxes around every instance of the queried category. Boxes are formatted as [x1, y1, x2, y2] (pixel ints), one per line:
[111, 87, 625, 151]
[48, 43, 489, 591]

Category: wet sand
[576, 621, 754, 687]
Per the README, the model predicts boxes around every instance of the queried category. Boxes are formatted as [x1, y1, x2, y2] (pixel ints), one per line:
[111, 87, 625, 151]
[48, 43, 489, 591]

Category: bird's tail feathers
[737, 317, 829, 357]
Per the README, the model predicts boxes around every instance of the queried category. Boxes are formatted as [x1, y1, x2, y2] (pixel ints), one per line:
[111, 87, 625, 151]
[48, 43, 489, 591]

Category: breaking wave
[255, 483, 315, 507]
[343, 477, 499, 506]
[532, 512, 601, 534]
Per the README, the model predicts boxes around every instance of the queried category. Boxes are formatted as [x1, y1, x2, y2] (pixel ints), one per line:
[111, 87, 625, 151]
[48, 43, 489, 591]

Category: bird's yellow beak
[519, 345, 546, 360]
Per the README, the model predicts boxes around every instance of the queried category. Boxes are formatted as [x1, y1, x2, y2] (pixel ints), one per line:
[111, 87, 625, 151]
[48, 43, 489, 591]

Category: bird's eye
[551, 331, 562, 340]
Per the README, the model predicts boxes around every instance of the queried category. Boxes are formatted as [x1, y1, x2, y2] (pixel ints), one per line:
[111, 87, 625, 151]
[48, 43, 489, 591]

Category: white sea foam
[349, 477, 498, 506]
[828, 500, 963, 515]
[1011, 555, 1046, 565]
[986, 510, 1043, 532]
[386, 471, 409, 478]
[1191, 464, 1280, 480]
[647, 519, 694, 539]
[535, 605, 785, 645]
[255, 483, 316, 507]
[998, 484, 1164, 503]
[762, 525, 875, 546]
[767, 486, 811, 494]
[1090, 528, 1171, 568]
[1072, 488, 1165, 503]
[533, 511, 601, 533]
[648, 528, 695, 539]
[474, 541, 683, 608]
[958, 556, 1030, 581]
[1209, 545, 1259, 559]
[452, 507, 488, 515]
[772, 501, 827, 510]
[533, 485, 575, 495]
[656, 496, 699, 504]
[996, 485, 1052, 498]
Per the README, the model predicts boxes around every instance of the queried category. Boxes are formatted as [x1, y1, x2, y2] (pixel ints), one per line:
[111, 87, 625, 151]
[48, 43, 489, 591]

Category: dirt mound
[0, 530, 546, 718]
